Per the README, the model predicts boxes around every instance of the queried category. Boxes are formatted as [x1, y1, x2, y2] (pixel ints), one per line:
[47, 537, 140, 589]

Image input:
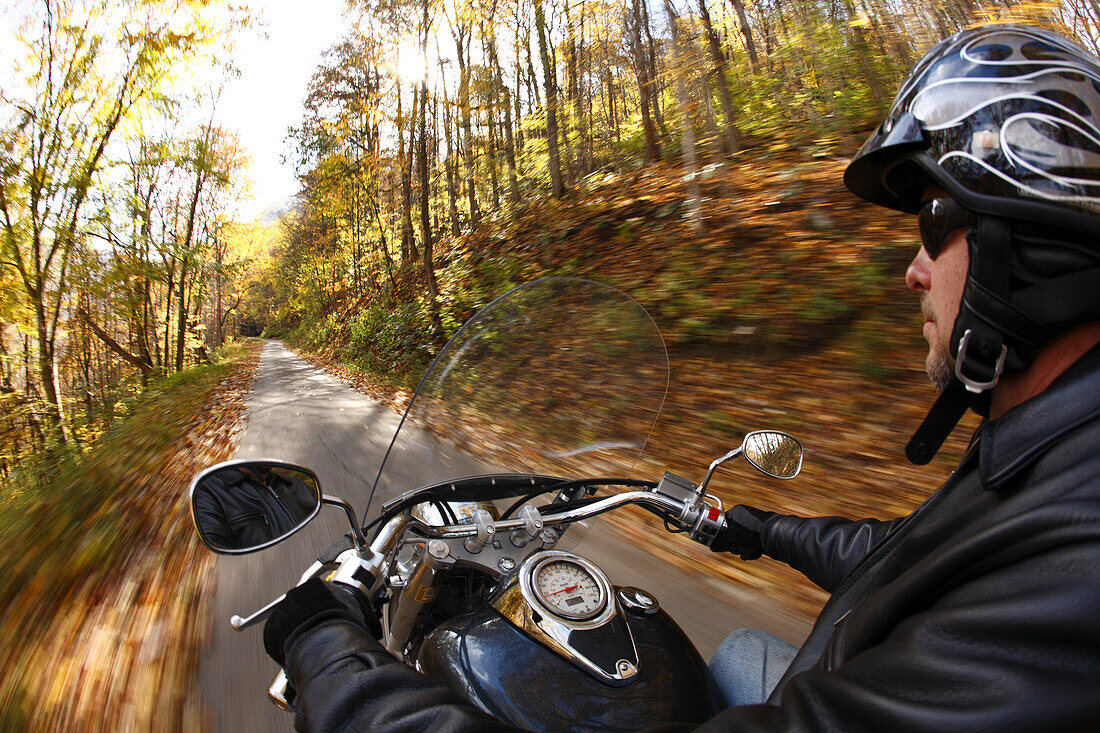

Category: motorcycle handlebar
[262, 488, 724, 713]
[319, 533, 357, 564]
[367, 489, 721, 559]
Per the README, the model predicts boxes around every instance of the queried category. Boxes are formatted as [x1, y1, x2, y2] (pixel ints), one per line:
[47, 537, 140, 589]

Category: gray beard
[928, 346, 955, 392]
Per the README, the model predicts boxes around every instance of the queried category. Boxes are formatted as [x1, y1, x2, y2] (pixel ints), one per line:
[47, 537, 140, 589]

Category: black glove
[263, 577, 381, 667]
[709, 505, 776, 560]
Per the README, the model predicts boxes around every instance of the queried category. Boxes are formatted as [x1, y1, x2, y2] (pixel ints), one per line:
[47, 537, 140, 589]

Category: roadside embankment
[0, 341, 261, 731]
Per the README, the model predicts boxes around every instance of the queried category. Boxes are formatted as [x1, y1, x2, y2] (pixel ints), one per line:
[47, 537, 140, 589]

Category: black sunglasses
[917, 198, 973, 259]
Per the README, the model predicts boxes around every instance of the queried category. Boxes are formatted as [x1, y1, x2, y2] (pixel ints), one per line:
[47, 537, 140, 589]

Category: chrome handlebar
[366, 487, 725, 561]
[417, 490, 682, 537]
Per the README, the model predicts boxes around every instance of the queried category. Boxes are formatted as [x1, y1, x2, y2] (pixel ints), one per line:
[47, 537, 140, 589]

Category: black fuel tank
[417, 592, 724, 731]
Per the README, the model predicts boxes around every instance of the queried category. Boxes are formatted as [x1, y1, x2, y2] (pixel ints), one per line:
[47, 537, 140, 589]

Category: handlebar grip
[318, 533, 356, 563]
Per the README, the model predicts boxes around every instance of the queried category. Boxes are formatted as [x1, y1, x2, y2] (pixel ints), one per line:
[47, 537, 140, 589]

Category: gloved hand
[263, 577, 381, 667]
[709, 505, 776, 560]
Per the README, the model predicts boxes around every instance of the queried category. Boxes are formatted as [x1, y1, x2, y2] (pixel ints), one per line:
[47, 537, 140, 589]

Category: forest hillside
[4, 0, 1091, 481]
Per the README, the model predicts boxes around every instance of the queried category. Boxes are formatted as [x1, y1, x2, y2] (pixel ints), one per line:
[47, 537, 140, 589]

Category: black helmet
[844, 24, 1100, 463]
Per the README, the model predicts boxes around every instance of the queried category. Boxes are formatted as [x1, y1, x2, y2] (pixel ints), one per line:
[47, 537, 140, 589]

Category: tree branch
[76, 307, 154, 373]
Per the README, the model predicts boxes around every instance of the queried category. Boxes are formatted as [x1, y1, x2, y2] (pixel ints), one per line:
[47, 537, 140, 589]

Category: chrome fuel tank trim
[491, 550, 639, 684]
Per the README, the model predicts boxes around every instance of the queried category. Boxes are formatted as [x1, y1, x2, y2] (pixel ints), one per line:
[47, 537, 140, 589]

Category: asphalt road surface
[197, 341, 812, 731]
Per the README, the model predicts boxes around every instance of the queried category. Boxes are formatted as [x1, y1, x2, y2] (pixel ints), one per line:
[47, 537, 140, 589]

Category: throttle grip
[318, 532, 357, 563]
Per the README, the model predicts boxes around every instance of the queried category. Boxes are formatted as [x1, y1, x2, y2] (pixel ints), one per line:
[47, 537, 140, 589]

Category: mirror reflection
[743, 431, 803, 479]
[191, 461, 322, 554]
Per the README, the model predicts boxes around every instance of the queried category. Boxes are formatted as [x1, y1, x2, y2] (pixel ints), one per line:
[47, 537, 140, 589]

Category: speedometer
[531, 557, 606, 620]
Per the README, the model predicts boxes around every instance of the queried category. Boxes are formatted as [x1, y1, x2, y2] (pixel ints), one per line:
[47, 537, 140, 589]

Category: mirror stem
[697, 446, 743, 497]
[323, 495, 368, 550]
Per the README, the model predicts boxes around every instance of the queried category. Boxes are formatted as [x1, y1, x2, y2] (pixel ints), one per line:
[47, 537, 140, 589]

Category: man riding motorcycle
[262, 24, 1100, 731]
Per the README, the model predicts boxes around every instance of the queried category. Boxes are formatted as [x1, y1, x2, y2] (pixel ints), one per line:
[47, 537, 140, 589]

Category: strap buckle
[955, 329, 1007, 393]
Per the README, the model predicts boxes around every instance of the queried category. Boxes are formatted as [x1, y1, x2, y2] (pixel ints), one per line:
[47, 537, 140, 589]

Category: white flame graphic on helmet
[907, 27, 1100, 212]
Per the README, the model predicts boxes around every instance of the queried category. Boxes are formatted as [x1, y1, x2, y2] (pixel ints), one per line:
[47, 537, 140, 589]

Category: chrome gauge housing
[527, 554, 608, 621]
[520, 551, 615, 627]
[488, 549, 639, 684]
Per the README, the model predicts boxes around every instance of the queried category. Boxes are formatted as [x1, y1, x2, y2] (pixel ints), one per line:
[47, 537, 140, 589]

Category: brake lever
[230, 593, 285, 631]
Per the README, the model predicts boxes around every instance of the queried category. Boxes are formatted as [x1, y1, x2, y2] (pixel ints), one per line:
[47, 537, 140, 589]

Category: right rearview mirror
[742, 430, 803, 479]
[190, 460, 322, 554]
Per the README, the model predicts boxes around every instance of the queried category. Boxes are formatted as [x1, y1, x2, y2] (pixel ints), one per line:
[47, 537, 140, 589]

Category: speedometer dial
[532, 559, 606, 620]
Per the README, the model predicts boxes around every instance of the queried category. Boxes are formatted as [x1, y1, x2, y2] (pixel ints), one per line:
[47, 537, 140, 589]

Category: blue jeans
[709, 628, 799, 707]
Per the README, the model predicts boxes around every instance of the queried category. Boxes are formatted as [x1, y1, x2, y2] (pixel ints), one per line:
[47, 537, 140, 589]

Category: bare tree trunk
[563, 0, 581, 184]
[863, 0, 914, 69]
[512, 32, 525, 154]
[494, 33, 521, 205]
[397, 85, 416, 263]
[369, 200, 398, 289]
[727, 0, 760, 71]
[439, 61, 463, 235]
[841, 0, 890, 110]
[213, 228, 224, 347]
[418, 2, 438, 308]
[453, 21, 482, 226]
[639, 0, 668, 138]
[524, 26, 542, 111]
[78, 308, 154, 372]
[629, 0, 661, 162]
[163, 256, 174, 370]
[697, 0, 739, 154]
[664, 0, 702, 231]
[32, 294, 64, 435]
[575, 3, 590, 175]
[485, 84, 502, 208]
[174, 255, 188, 372]
[534, 0, 565, 198]
[175, 133, 212, 372]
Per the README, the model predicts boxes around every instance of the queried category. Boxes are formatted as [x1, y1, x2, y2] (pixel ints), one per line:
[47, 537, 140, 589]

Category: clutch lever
[230, 560, 325, 631]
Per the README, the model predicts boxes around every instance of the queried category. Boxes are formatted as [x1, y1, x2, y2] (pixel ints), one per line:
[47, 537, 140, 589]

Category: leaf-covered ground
[0, 342, 261, 730]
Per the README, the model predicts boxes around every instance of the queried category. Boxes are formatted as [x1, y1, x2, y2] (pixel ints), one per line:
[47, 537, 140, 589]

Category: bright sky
[220, 0, 351, 221]
[0, 1, 351, 223]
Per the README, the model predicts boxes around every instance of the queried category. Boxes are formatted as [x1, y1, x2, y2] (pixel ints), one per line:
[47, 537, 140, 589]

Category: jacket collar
[979, 343, 1100, 488]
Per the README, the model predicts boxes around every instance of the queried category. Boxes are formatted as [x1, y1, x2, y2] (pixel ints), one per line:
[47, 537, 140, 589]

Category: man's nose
[906, 248, 931, 294]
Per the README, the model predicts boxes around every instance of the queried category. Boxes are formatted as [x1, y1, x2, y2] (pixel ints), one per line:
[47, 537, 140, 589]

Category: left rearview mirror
[190, 460, 322, 554]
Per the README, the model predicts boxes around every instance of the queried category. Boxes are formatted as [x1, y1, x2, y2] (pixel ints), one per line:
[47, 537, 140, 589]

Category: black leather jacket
[283, 345, 1100, 732]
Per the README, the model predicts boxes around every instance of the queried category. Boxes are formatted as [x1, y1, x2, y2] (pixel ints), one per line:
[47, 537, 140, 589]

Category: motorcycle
[190, 277, 803, 730]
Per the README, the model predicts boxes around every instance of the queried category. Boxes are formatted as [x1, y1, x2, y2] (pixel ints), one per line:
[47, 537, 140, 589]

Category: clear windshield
[366, 278, 669, 516]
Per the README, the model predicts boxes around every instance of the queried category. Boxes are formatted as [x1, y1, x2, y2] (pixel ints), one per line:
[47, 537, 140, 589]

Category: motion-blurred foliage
[0, 343, 255, 728]
[249, 0, 1094, 388]
[0, 343, 247, 615]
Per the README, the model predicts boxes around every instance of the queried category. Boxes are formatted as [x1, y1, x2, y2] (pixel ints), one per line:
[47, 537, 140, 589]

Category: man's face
[906, 215, 970, 391]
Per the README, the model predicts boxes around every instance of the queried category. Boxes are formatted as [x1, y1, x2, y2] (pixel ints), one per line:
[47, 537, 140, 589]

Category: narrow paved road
[197, 341, 811, 731]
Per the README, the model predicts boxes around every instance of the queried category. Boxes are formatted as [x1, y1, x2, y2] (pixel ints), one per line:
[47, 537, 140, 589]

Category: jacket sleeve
[284, 618, 522, 733]
[684, 534, 1100, 732]
[759, 514, 899, 592]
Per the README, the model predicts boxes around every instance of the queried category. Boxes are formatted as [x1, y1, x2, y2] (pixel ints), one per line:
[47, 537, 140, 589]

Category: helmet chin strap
[906, 380, 978, 464]
[950, 217, 1013, 391]
[906, 217, 1017, 464]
